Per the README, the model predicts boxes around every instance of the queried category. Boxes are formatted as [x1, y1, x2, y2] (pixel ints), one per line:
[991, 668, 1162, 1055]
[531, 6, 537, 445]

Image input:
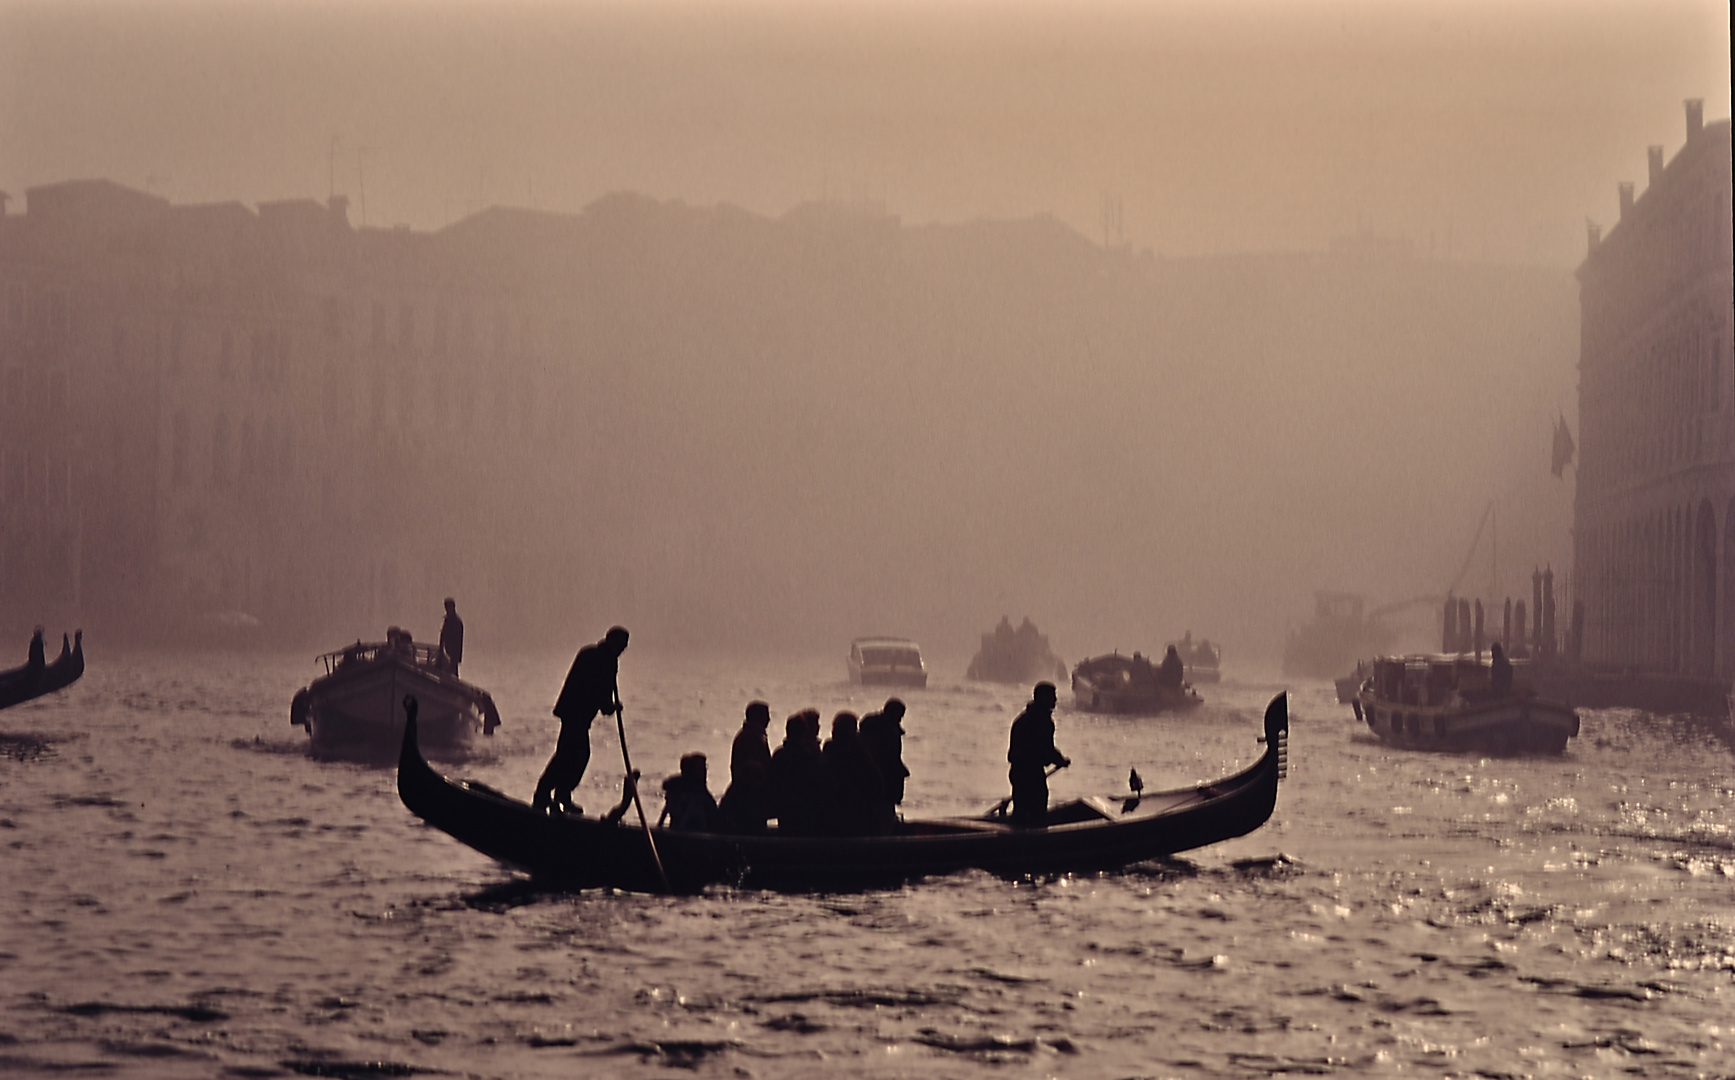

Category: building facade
[1574, 102, 1734, 679]
[0, 181, 570, 644]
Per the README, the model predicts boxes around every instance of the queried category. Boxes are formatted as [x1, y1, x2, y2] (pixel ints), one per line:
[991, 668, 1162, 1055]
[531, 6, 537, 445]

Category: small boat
[1334, 660, 1370, 704]
[1071, 652, 1204, 714]
[965, 616, 1067, 685]
[1167, 633, 1222, 684]
[396, 693, 1289, 892]
[848, 637, 928, 688]
[1354, 654, 1579, 755]
[0, 630, 85, 711]
[291, 629, 500, 763]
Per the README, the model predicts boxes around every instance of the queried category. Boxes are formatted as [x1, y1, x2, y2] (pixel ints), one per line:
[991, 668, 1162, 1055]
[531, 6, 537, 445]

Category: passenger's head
[1165, 645, 1179, 659]
[785, 713, 807, 738]
[745, 701, 771, 728]
[1491, 642, 1504, 660]
[604, 626, 630, 654]
[1032, 681, 1058, 707]
[679, 752, 707, 782]
[883, 698, 906, 719]
[831, 711, 858, 738]
[444, 597, 456, 612]
[801, 708, 822, 739]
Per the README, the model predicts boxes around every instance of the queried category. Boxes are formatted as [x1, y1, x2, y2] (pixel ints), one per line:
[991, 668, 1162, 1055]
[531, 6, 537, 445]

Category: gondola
[396, 693, 1288, 893]
[0, 630, 84, 711]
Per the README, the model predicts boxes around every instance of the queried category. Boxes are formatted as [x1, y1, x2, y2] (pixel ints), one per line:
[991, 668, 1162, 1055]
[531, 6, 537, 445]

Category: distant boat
[848, 637, 928, 688]
[966, 616, 1067, 685]
[1354, 654, 1578, 755]
[291, 628, 499, 763]
[0, 630, 84, 711]
[1283, 592, 1396, 679]
[1071, 652, 1204, 715]
[1166, 633, 1222, 684]
[395, 692, 1290, 892]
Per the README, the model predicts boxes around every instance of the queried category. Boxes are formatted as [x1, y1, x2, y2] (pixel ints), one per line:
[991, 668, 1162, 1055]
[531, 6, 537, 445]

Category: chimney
[1647, 145, 1664, 183]
[1618, 181, 1634, 219]
[1685, 98, 1703, 140]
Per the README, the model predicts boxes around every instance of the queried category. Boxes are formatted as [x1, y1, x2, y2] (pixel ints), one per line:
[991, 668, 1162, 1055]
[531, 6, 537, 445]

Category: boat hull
[1070, 654, 1203, 714]
[397, 695, 1289, 893]
[1357, 689, 1579, 755]
[300, 653, 493, 763]
[0, 632, 85, 711]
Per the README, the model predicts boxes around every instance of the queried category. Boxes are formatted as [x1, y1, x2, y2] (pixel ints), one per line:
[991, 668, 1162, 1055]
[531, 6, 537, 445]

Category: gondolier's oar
[988, 761, 1068, 818]
[614, 697, 671, 893]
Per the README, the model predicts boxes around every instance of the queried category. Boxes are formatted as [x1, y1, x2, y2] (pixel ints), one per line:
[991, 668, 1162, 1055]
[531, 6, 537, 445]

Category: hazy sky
[2, 0, 1727, 266]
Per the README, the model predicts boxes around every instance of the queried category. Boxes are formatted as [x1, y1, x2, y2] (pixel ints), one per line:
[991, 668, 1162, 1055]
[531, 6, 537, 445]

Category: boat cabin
[1370, 654, 1529, 707]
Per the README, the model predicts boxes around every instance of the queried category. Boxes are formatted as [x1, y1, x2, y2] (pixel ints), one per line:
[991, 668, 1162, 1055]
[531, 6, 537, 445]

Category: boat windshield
[862, 647, 922, 667]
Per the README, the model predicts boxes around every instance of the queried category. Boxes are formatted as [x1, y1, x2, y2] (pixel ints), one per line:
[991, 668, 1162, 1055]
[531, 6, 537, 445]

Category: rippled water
[1, 649, 1731, 1078]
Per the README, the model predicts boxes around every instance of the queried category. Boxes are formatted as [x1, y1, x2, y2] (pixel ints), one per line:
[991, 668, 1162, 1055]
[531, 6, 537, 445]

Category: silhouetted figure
[602, 770, 642, 826]
[1007, 682, 1069, 827]
[1158, 645, 1185, 690]
[821, 711, 884, 836]
[533, 625, 630, 814]
[1489, 642, 1513, 696]
[719, 701, 774, 833]
[859, 698, 910, 828]
[1131, 651, 1154, 685]
[768, 709, 825, 835]
[658, 753, 720, 831]
[26, 627, 45, 680]
[439, 598, 464, 676]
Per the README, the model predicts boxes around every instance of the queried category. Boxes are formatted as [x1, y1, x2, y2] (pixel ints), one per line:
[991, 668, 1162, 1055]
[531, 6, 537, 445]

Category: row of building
[1573, 101, 1733, 683]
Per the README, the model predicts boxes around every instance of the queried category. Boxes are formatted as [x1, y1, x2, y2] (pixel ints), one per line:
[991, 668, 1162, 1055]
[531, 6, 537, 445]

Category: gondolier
[533, 625, 629, 814]
[1007, 682, 1069, 827]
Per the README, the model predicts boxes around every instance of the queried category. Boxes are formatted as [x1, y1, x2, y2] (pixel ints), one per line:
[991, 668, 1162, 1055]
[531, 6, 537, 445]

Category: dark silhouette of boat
[1354, 654, 1579, 755]
[1167, 632, 1222, 684]
[0, 630, 84, 711]
[1071, 652, 1204, 714]
[396, 693, 1289, 892]
[291, 629, 500, 763]
[966, 615, 1067, 684]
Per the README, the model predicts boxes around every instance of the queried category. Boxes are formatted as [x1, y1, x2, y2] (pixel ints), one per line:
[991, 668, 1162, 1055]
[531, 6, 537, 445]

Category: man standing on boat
[1007, 682, 1069, 827]
[533, 625, 630, 814]
[439, 598, 464, 676]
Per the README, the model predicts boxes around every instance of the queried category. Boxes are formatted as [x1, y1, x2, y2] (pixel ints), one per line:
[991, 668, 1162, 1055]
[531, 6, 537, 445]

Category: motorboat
[291, 628, 500, 763]
[1354, 653, 1579, 755]
[848, 637, 928, 688]
[1071, 652, 1204, 714]
[965, 616, 1067, 685]
[395, 693, 1289, 892]
[0, 630, 84, 711]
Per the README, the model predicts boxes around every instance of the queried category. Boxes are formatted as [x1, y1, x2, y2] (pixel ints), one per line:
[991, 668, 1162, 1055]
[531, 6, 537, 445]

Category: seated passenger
[821, 712, 884, 836]
[602, 770, 643, 826]
[768, 709, 824, 835]
[1158, 645, 1185, 689]
[657, 753, 720, 831]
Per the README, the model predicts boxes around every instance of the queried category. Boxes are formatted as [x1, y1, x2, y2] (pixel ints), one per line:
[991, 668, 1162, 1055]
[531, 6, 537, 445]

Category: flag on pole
[1550, 413, 1575, 478]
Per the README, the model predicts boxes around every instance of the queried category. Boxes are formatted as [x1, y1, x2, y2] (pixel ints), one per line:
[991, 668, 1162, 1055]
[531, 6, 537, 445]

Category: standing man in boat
[1007, 682, 1069, 827]
[859, 698, 910, 828]
[533, 625, 630, 814]
[439, 598, 464, 676]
